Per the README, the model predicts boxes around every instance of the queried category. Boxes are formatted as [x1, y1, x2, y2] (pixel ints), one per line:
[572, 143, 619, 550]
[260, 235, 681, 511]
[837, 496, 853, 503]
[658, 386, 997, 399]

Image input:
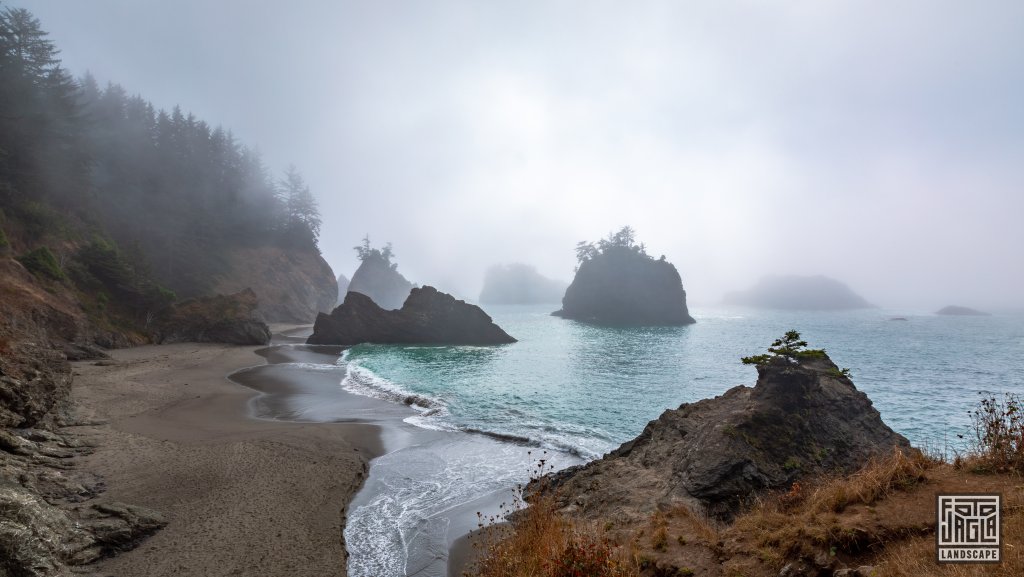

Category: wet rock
[308, 286, 516, 346]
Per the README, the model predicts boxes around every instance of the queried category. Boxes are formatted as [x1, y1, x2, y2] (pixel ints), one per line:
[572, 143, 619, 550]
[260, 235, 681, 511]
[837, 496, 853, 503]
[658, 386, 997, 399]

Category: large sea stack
[347, 240, 414, 310]
[479, 263, 568, 305]
[307, 286, 516, 346]
[724, 274, 872, 310]
[553, 227, 695, 325]
[539, 332, 909, 520]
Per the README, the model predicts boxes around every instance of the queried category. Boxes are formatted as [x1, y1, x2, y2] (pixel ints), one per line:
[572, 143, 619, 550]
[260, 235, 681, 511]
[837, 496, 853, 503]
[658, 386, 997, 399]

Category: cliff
[554, 246, 695, 326]
[347, 253, 415, 310]
[151, 289, 271, 345]
[307, 286, 516, 346]
[479, 264, 568, 305]
[539, 333, 909, 520]
[213, 246, 338, 323]
[724, 274, 872, 310]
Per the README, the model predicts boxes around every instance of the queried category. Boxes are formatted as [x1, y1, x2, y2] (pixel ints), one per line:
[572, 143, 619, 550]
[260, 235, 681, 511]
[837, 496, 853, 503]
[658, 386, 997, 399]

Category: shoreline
[70, 338, 383, 576]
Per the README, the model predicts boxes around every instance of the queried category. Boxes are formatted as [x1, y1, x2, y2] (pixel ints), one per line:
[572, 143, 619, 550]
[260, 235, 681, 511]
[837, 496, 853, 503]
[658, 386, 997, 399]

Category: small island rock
[307, 286, 516, 346]
[479, 264, 568, 305]
[724, 274, 872, 310]
[936, 305, 990, 316]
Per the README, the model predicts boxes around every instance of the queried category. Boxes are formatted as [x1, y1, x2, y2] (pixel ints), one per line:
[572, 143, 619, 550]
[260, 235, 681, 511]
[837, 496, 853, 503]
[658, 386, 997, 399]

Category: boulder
[307, 286, 516, 346]
[540, 345, 909, 520]
[152, 288, 271, 345]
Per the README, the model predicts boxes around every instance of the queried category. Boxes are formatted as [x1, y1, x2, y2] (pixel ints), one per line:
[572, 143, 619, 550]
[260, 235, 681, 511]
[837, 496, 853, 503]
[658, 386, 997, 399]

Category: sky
[19, 0, 1024, 310]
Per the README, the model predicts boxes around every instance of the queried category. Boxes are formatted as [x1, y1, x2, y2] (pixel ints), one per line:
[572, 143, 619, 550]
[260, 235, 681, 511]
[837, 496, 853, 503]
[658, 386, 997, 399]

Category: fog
[23, 0, 1024, 310]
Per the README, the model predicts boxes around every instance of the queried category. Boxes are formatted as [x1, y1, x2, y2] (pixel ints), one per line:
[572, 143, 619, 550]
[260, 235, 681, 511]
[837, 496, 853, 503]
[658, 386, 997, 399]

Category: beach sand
[69, 340, 380, 577]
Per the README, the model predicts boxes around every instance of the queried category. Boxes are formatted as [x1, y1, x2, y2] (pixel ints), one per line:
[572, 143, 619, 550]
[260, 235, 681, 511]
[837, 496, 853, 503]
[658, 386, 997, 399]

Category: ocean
[302, 305, 1023, 577]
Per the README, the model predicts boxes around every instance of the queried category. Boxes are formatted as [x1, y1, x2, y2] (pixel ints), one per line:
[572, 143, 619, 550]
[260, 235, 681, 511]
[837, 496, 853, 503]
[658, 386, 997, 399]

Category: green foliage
[741, 330, 829, 366]
[0, 226, 8, 249]
[76, 236, 176, 315]
[574, 226, 650, 264]
[969, 393, 1024, 473]
[353, 235, 397, 270]
[17, 246, 64, 281]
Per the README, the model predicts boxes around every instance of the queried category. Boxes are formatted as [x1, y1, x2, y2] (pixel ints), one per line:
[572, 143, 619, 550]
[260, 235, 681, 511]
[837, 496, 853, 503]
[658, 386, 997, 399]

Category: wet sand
[69, 339, 385, 577]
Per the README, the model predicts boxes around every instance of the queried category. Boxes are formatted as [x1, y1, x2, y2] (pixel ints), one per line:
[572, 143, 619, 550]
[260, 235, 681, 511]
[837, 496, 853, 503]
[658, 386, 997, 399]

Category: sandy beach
[69, 338, 383, 577]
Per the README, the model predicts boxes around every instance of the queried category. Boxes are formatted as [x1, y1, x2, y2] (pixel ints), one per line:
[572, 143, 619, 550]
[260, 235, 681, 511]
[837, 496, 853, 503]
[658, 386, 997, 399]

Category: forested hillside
[0, 4, 331, 327]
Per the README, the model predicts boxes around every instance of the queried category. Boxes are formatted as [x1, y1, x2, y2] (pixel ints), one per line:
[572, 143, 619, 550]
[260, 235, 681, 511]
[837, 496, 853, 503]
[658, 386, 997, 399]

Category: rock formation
[723, 275, 872, 310]
[151, 288, 272, 345]
[214, 246, 338, 323]
[336, 273, 350, 305]
[936, 305, 990, 316]
[539, 333, 909, 520]
[553, 227, 695, 325]
[347, 244, 415, 310]
[479, 263, 568, 305]
[307, 286, 516, 346]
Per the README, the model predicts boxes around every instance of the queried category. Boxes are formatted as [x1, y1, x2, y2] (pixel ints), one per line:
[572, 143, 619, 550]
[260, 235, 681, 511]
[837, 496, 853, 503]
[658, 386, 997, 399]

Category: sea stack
[307, 286, 516, 346]
[335, 273, 350, 306]
[723, 274, 872, 310]
[936, 305, 990, 316]
[553, 227, 695, 325]
[479, 263, 568, 305]
[347, 238, 414, 310]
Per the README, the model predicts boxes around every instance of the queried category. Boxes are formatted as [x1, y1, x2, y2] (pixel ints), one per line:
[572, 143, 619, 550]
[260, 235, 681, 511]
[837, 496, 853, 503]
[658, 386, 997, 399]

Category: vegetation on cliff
[553, 227, 695, 326]
[347, 237, 415, 310]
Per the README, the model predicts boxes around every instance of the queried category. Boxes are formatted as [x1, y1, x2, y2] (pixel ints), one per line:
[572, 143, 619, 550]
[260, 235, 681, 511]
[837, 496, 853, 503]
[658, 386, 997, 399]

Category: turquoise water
[344, 305, 1024, 456]
[341, 305, 1024, 577]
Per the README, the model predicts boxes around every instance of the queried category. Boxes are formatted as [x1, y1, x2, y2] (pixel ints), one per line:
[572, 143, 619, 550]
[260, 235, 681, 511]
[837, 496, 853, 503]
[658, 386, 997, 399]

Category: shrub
[968, 393, 1024, 473]
[17, 246, 64, 281]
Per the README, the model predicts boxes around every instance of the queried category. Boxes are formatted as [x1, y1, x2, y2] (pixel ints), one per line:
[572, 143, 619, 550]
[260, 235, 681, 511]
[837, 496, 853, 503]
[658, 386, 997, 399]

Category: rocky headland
[537, 332, 909, 521]
[307, 286, 516, 346]
[479, 263, 568, 305]
[553, 227, 695, 326]
[723, 274, 872, 310]
[935, 304, 990, 316]
[213, 246, 338, 323]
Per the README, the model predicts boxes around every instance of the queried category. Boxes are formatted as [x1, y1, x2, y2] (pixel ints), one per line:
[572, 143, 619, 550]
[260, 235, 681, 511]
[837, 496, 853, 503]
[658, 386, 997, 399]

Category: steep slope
[213, 246, 337, 323]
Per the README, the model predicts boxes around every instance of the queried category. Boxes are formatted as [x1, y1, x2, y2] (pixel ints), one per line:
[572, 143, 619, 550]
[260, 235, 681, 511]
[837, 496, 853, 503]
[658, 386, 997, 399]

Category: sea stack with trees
[346, 237, 415, 310]
[553, 226, 696, 325]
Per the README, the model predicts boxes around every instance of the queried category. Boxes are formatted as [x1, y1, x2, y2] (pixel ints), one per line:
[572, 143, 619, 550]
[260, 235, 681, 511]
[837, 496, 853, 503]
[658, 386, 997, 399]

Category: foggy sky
[21, 0, 1024, 310]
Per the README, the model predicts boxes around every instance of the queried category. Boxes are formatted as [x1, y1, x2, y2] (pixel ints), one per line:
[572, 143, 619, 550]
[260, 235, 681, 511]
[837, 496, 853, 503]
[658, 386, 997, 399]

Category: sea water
[340, 305, 1024, 577]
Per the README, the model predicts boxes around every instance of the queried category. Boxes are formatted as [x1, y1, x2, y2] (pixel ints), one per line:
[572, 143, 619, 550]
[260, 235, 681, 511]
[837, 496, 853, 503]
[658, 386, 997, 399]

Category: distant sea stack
[553, 227, 695, 326]
[538, 332, 909, 520]
[936, 305, 990, 316]
[479, 264, 568, 305]
[336, 273, 350, 306]
[347, 238, 414, 310]
[723, 274, 872, 310]
[307, 286, 515, 346]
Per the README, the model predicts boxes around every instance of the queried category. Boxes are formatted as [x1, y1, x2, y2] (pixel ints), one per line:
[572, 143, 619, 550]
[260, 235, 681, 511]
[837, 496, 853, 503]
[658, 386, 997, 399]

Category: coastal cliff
[213, 246, 338, 323]
[553, 227, 695, 325]
[308, 286, 516, 346]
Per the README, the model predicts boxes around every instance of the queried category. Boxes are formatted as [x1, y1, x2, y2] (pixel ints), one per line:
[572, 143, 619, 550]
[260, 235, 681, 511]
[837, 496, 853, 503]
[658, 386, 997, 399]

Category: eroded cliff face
[539, 353, 909, 521]
[213, 246, 338, 323]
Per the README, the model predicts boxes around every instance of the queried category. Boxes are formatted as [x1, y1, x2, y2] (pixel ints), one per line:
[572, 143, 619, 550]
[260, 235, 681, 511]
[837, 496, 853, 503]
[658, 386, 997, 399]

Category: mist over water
[339, 305, 1024, 576]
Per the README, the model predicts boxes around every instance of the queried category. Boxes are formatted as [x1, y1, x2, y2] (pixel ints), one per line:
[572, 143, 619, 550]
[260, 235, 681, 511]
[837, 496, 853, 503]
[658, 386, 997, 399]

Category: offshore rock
[347, 253, 415, 310]
[479, 263, 567, 305]
[152, 288, 271, 345]
[723, 274, 872, 310]
[936, 305, 990, 316]
[307, 286, 516, 346]
[541, 352, 909, 520]
[553, 247, 695, 326]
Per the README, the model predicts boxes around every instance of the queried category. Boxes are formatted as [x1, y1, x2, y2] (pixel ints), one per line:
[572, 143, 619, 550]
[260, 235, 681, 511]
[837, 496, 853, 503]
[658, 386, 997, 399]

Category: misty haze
[2, 2, 1022, 577]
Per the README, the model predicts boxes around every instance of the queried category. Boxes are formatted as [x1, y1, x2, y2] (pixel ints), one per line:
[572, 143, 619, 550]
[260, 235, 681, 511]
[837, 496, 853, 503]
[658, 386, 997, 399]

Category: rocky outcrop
[936, 305, 990, 316]
[151, 288, 271, 345]
[479, 263, 568, 305]
[307, 286, 516, 346]
[214, 246, 338, 323]
[540, 344, 909, 520]
[724, 275, 872, 310]
[336, 273, 350, 306]
[554, 247, 695, 326]
[347, 253, 415, 310]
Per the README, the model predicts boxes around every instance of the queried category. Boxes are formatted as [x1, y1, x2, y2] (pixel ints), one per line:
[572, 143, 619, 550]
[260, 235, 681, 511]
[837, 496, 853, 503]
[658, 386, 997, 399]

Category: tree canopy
[575, 226, 649, 264]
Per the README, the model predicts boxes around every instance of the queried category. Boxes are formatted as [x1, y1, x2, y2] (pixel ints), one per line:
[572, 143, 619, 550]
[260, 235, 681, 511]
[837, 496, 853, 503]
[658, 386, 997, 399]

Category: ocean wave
[340, 358, 447, 413]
